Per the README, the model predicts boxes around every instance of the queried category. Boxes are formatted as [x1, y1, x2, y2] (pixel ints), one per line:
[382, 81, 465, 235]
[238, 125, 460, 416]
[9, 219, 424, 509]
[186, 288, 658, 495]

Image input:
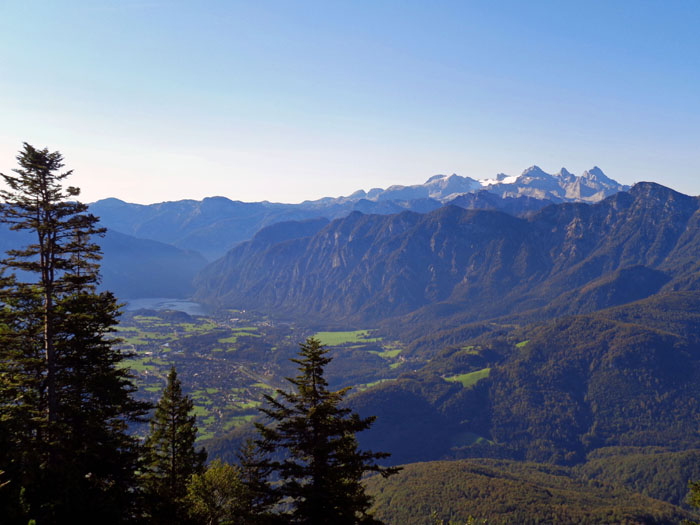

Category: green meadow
[445, 367, 491, 388]
[117, 311, 405, 445]
[313, 330, 381, 346]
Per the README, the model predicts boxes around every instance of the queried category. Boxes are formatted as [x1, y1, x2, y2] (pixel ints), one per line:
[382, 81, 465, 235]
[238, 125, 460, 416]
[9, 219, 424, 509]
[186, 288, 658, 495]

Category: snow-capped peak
[425, 174, 448, 184]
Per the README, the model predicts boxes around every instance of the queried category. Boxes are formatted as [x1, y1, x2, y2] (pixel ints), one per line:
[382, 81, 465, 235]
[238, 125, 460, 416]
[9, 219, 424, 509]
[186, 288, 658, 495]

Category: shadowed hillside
[194, 183, 700, 323]
[365, 458, 693, 524]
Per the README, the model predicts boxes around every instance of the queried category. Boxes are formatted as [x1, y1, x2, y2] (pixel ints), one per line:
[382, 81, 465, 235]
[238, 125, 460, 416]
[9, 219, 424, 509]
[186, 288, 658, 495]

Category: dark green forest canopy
[365, 458, 693, 524]
[339, 292, 700, 468]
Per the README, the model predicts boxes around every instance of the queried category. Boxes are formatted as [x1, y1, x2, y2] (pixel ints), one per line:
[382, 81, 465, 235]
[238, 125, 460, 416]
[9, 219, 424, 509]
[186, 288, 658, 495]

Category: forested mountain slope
[98, 230, 207, 298]
[364, 458, 693, 524]
[194, 182, 700, 322]
[343, 291, 700, 469]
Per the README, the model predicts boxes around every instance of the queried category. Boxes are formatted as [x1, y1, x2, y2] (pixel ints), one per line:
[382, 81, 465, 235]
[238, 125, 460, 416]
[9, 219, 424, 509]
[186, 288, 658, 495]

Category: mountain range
[194, 182, 699, 325]
[6, 163, 700, 521]
[188, 174, 700, 509]
[89, 165, 626, 262]
[58, 165, 624, 299]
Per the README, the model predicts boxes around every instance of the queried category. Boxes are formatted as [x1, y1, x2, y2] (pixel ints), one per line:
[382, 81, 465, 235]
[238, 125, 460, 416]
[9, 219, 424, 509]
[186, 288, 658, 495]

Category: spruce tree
[236, 439, 280, 524]
[143, 366, 207, 524]
[255, 337, 399, 525]
[0, 143, 149, 523]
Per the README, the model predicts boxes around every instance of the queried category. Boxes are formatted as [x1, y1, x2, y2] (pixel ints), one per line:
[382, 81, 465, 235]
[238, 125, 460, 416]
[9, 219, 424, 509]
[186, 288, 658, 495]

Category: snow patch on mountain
[341, 166, 628, 204]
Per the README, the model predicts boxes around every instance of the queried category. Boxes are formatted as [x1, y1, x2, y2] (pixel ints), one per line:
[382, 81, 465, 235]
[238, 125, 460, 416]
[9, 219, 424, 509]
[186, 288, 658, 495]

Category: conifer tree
[144, 366, 207, 524]
[0, 143, 149, 523]
[255, 337, 399, 525]
[235, 439, 280, 524]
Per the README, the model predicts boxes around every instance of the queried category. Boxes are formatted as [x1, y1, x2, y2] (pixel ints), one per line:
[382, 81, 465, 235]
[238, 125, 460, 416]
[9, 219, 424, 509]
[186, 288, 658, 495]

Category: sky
[1, 0, 699, 204]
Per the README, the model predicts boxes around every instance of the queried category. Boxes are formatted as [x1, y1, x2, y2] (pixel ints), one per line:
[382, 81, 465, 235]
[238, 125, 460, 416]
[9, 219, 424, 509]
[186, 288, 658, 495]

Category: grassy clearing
[179, 321, 218, 332]
[218, 328, 260, 344]
[191, 405, 209, 417]
[121, 359, 155, 373]
[372, 348, 402, 359]
[148, 357, 171, 365]
[450, 431, 493, 447]
[235, 331, 260, 338]
[114, 325, 137, 332]
[445, 368, 491, 388]
[354, 378, 393, 392]
[239, 400, 262, 409]
[313, 330, 381, 346]
[223, 414, 256, 430]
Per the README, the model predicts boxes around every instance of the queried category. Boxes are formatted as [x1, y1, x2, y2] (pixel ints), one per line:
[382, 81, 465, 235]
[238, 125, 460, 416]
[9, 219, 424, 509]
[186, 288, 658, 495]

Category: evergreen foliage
[144, 366, 207, 523]
[186, 458, 245, 525]
[235, 439, 280, 524]
[365, 458, 692, 524]
[578, 448, 700, 509]
[686, 480, 700, 525]
[0, 143, 148, 523]
[255, 337, 399, 524]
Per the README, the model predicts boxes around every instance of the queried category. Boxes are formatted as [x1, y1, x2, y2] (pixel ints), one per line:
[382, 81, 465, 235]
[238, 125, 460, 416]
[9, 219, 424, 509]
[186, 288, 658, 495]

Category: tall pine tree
[0, 143, 149, 523]
[143, 366, 207, 524]
[235, 439, 280, 524]
[255, 337, 399, 525]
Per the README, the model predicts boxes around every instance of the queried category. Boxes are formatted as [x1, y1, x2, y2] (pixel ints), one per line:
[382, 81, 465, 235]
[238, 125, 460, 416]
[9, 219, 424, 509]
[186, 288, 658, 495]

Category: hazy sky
[1, 0, 699, 204]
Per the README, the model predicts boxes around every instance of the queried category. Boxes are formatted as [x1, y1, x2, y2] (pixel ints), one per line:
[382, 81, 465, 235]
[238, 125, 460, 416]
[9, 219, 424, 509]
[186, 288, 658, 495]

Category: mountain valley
[3, 165, 700, 522]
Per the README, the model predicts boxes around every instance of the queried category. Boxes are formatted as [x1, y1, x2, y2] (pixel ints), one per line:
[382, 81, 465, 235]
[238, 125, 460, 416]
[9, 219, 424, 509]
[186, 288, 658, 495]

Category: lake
[124, 298, 208, 316]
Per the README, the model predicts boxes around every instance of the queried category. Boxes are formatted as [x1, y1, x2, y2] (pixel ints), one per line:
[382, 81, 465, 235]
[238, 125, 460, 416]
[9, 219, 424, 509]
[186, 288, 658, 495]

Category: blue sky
[1, 0, 699, 203]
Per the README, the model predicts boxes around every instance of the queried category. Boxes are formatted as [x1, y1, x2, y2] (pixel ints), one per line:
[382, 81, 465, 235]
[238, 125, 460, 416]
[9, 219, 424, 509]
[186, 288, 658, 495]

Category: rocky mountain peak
[557, 168, 574, 179]
[425, 174, 448, 183]
[520, 165, 551, 179]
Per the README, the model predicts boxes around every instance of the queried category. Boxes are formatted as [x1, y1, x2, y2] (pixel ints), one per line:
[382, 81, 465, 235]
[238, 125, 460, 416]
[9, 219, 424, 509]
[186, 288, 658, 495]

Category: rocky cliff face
[194, 183, 700, 322]
[480, 165, 628, 203]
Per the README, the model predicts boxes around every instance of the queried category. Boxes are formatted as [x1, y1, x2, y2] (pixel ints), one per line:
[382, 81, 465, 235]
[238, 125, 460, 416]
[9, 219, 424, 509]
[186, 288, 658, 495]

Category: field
[117, 310, 406, 444]
[116, 310, 282, 442]
[313, 330, 382, 346]
[444, 367, 491, 388]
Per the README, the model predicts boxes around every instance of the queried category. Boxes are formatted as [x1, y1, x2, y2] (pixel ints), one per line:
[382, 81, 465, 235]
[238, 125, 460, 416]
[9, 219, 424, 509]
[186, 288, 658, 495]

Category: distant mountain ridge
[193, 182, 700, 324]
[0, 224, 207, 300]
[0, 165, 630, 300]
[90, 166, 626, 260]
[347, 165, 627, 204]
